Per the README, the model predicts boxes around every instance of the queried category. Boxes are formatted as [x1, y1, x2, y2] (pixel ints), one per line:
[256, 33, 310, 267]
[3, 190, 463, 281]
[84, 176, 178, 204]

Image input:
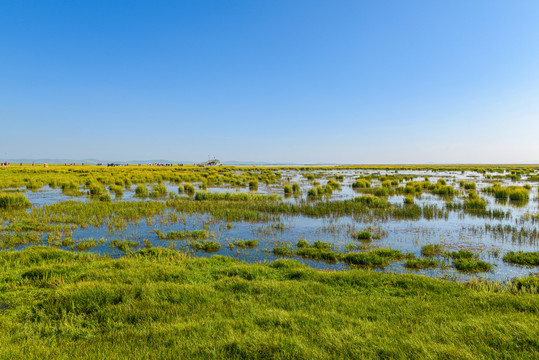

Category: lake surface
[6, 167, 539, 282]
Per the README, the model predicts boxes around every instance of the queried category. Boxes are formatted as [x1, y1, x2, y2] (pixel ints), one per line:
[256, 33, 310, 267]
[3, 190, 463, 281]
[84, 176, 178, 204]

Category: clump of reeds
[184, 183, 195, 196]
[109, 185, 124, 197]
[352, 179, 371, 189]
[342, 248, 404, 267]
[26, 181, 42, 191]
[154, 229, 209, 240]
[111, 239, 139, 252]
[512, 276, 539, 293]
[191, 241, 220, 252]
[326, 179, 341, 190]
[372, 188, 390, 197]
[135, 185, 148, 197]
[447, 249, 475, 259]
[307, 185, 331, 198]
[404, 195, 414, 205]
[483, 184, 529, 202]
[354, 195, 389, 208]
[0, 192, 31, 209]
[230, 239, 258, 249]
[464, 192, 487, 210]
[296, 239, 310, 248]
[193, 191, 277, 201]
[296, 247, 339, 262]
[404, 257, 437, 269]
[420, 244, 444, 257]
[248, 179, 259, 191]
[88, 183, 104, 195]
[149, 184, 168, 198]
[502, 251, 539, 266]
[283, 184, 292, 196]
[75, 238, 105, 251]
[273, 246, 291, 256]
[453, 259, 492, 272]
[460, 181, 476, 190]
[509, 188, 529, 201]
[353, 231, 372, 241]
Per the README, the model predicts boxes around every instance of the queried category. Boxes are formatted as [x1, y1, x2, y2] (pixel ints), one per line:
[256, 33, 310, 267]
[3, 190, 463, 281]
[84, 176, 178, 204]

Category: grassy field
[0, 247, 537, 359]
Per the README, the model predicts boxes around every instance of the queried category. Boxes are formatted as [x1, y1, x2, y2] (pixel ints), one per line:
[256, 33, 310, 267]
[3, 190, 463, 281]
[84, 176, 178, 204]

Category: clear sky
[1, 1, 539, 164]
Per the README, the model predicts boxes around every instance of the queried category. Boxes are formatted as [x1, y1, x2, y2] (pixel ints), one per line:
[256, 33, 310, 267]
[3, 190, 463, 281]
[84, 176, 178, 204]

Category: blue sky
[1, 1, 538, 163]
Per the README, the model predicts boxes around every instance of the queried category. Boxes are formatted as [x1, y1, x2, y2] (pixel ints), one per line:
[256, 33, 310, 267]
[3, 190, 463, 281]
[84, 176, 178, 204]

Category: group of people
[146, 163, 182, 167]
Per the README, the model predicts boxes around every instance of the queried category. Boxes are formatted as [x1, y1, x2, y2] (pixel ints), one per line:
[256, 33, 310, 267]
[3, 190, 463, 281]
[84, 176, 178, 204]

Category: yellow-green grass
[0, 246, 536, 359]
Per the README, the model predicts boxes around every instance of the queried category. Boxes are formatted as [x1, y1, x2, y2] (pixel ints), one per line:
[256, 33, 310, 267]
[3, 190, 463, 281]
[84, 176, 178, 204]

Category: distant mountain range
[0, 158, 306, 165]
[4, 158, 537, 166]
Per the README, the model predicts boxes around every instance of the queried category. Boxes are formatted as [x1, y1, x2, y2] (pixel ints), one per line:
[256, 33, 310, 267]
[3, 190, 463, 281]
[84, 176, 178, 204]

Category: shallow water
[10, 168, 539, 281]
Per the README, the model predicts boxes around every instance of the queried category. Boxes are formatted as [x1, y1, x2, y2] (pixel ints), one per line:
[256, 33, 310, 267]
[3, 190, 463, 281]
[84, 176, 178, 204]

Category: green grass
[352, 179, 371, 188]
[461, 181, 477, 190]
[420, 244, 444, 257]
[134, 185, 148, 197]
[296, 239, 310, 248]
[404, 195, 414, 205]
[191, 240, 220, 252]
[0, 232, 42, 249]
[503, 251, 539, 266]
[108, 184, 124, 197]
[149, 184, 168, 198]
[342, 249, 404, 267]
[484, 185, 529, 202]
[272, 246, 291, 256]
[453, 259, 493, 272]
[229, 239, 258, 249]
[194, 191, 278, 201]
[448, 249, 475, 259]
[88, 183, 104, 195]
[0, 192, 31, 209]
[110, 239, 140, 252]
[248, 179, 259, 191]
[184, 183, 195, 196]
[463, 192, 487, 210]
[353, 231, 372, 241]
[0, 246, 536, 359]
[74, 238, 104, 251]
[97, 193, 112, 202]
[404, 257, 438, 269]
[50, 237, 75, 248]
[509, 188, 529, 201]
[296, 247, 340, 262]
[275, 241, 401, 265]
[283, 184, 292, 195]
[154, 229, 210, 240]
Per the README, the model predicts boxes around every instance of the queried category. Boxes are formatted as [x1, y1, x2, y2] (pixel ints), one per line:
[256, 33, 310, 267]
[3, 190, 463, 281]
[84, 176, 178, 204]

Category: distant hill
[0, 158, 305, 165]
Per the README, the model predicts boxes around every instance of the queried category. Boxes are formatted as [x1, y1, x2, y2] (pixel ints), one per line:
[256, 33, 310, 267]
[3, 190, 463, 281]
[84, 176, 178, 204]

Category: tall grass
[0, 192, 31, 209]
[149, 184, 168, 198]
[421, 244, 444, 257]
[134, 185, 148, 197]
[503, 251, 539, 266]
[88, 183, 104, 195]
[0, 246, 536, 359]
[342, 249, 404, 267]
[248, 179, 259, 191]
[184, 183, 195, 196]
[453, 259, 492, 272]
